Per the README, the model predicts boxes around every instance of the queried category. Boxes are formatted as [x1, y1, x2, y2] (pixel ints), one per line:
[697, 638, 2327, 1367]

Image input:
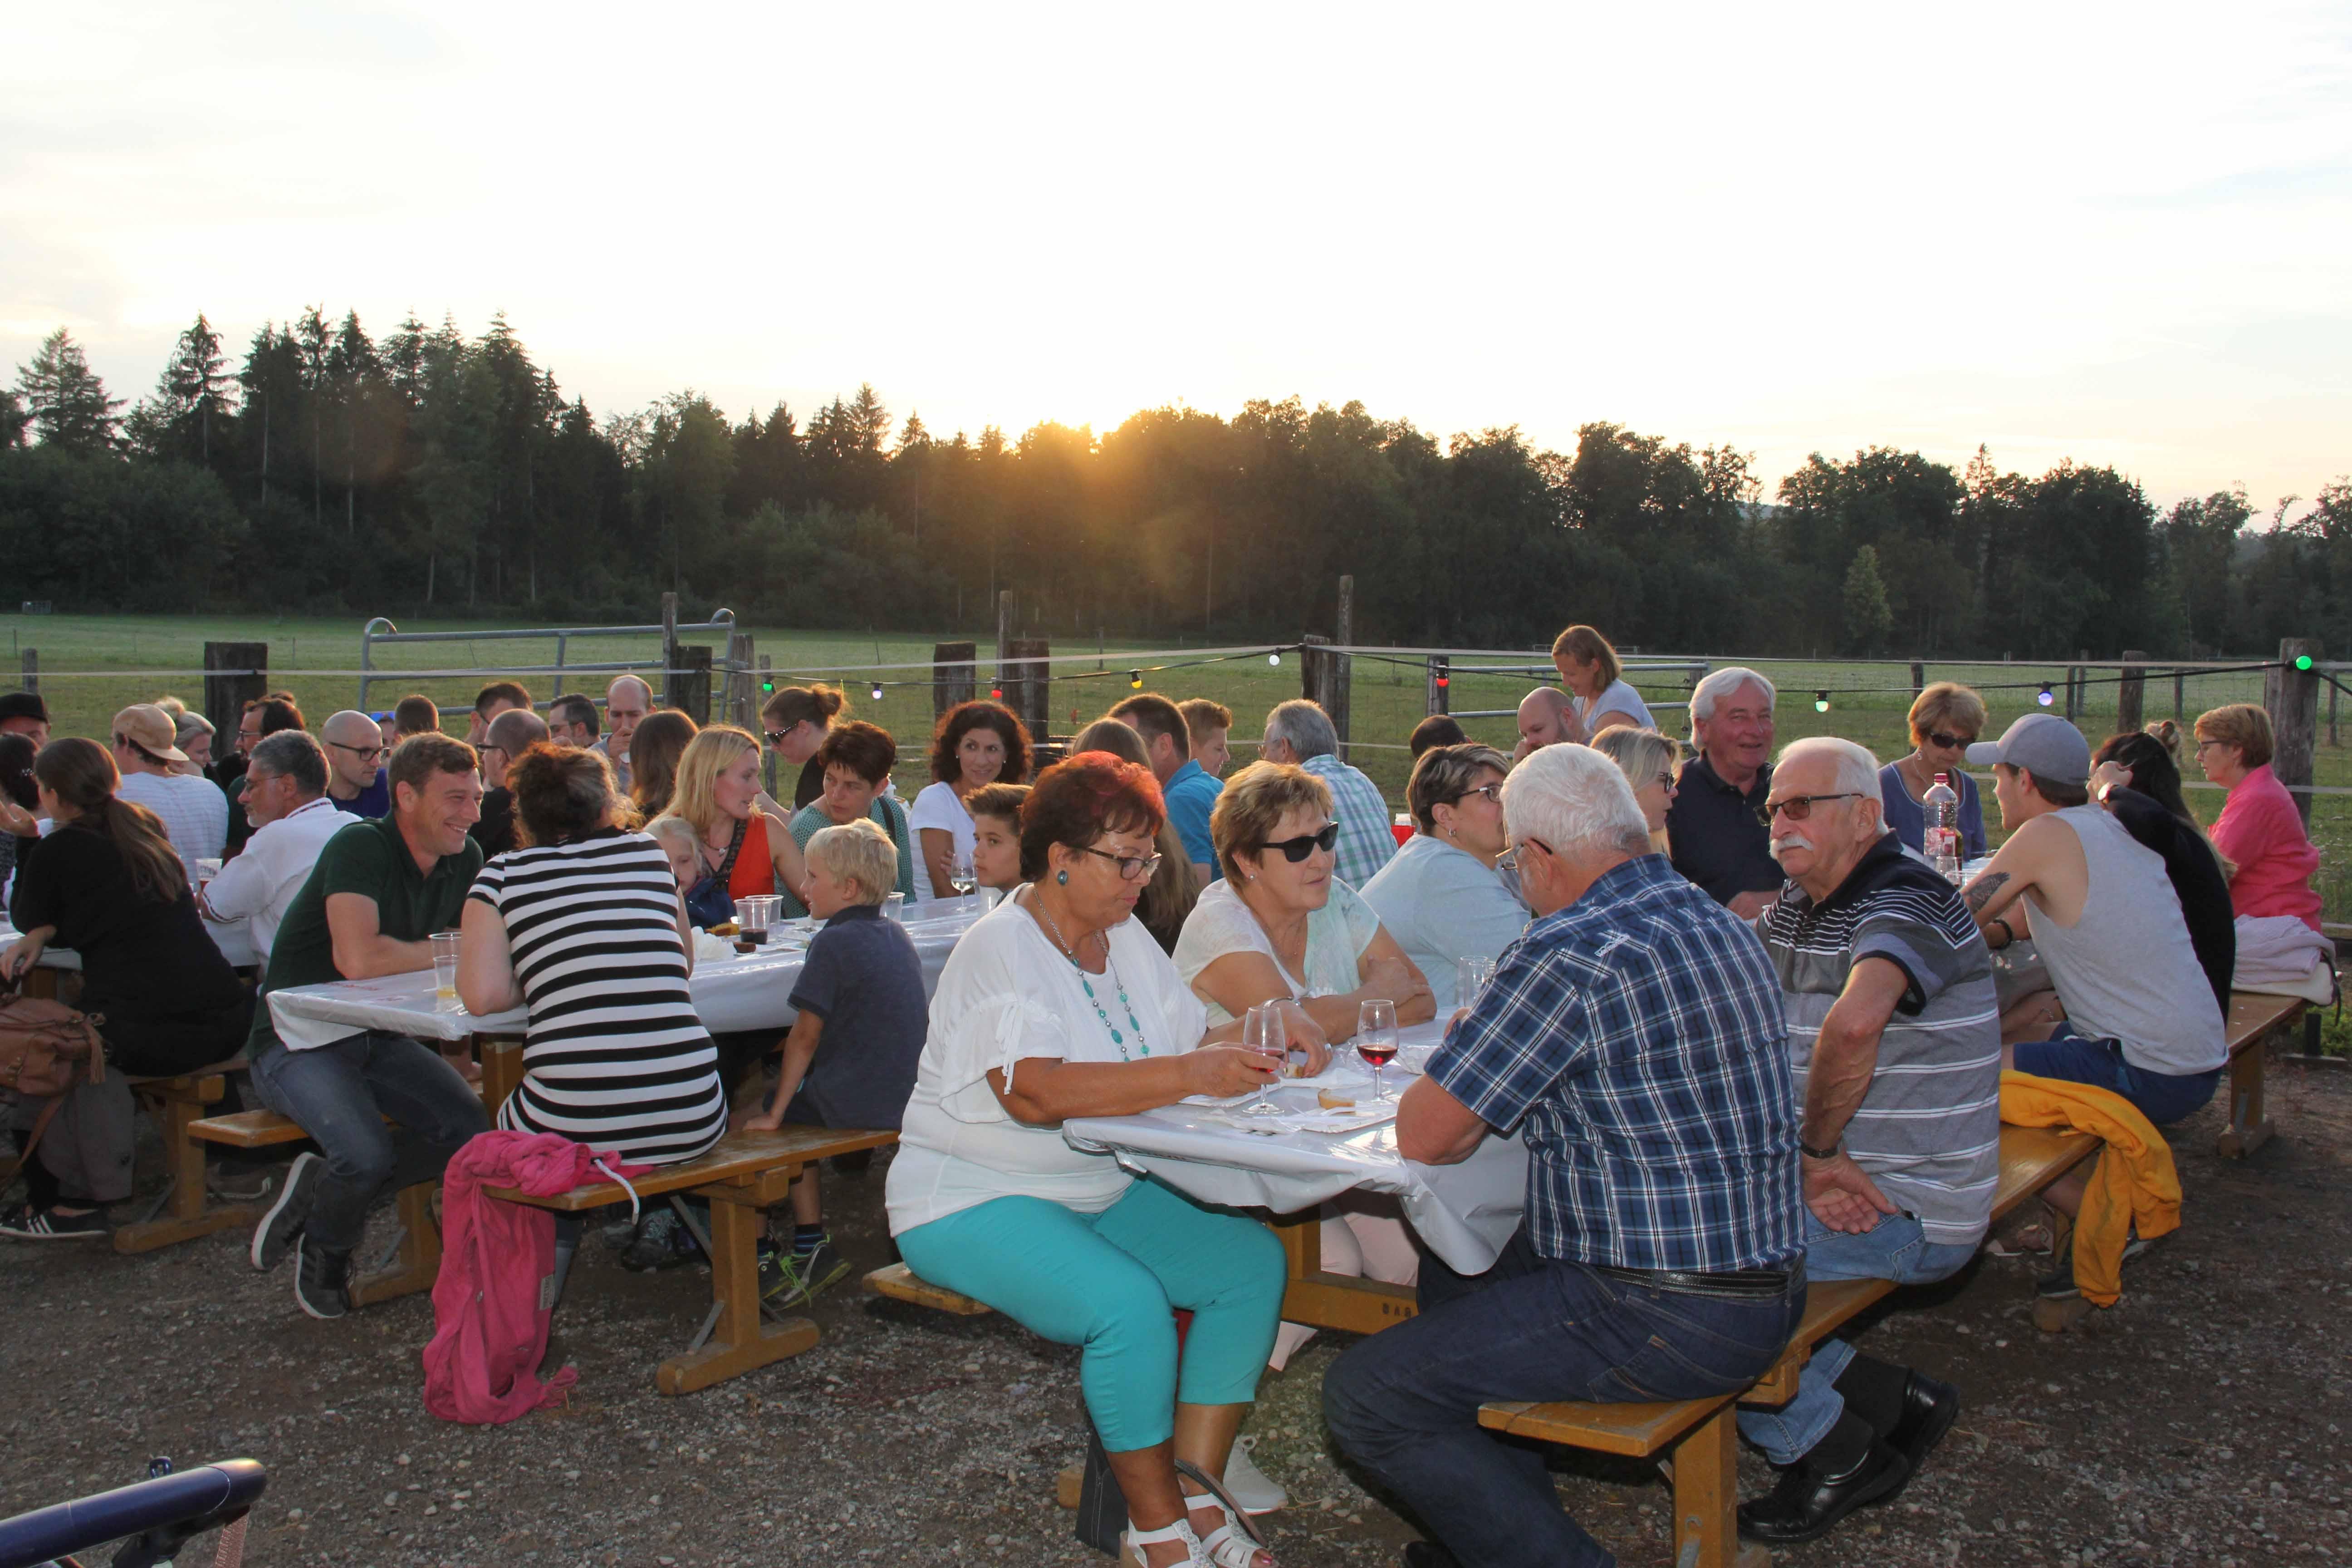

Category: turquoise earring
[1056, 870, 1068, 885]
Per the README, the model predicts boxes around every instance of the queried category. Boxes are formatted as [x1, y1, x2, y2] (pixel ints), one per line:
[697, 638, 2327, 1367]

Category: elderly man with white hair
[1323, 743, 1803, 1568]
[593, 675, 652, 794]
[1668, 665, 1784, 918]
[1732, 737, 1999, 1546]
[1510, 685, 1585, 764]
[1258, 698, 1396, 888]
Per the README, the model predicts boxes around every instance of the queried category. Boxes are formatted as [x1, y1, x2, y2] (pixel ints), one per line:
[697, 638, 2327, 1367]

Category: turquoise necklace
[1032, 894, 1151, 1061]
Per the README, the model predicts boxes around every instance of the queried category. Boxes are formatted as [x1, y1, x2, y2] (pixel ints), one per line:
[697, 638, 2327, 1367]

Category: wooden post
[203, 642, 266, 736]
[1300, 634, 1334, 714]
[18, 648, 34, 695]
[933, 641, 977, 718]
[660, 592, 680, 709]
[1004, 637, 1051, 741]
[675, 645, 713, 725]
[995, 590, 1014, 677]
[2173, 669, 2185, 722]
[2117, 650, 2147, 734]
[2331, 672, 2340, 750]
[1426, 655, 1450, 716]
[1332, 575, 1354, 763]
[1910, 661, 1925, 701]
[725, 631, 754, 728]
[2265, 637, 2320, 827]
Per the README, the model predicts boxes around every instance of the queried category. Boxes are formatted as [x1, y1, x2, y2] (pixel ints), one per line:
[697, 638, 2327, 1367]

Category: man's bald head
[321, 709, 390, 794]
[481, 708, 550, 790]
[1518, 687, 1583, 753]
[605, 675, 653, 755]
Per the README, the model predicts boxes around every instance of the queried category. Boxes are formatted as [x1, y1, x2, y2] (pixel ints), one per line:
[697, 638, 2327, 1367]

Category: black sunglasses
[1259, 823, 1339, 862]
[1925, 731, 1977, 750]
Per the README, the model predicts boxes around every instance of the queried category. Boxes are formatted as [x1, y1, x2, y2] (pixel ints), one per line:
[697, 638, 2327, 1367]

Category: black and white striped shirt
[468, 829, 726, 1166]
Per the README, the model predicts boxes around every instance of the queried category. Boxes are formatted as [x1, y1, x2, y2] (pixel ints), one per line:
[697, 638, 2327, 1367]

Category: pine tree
[14, 327, 124, 455]
[0, 387, 26, 448]
[1842, 544, 1893, 655]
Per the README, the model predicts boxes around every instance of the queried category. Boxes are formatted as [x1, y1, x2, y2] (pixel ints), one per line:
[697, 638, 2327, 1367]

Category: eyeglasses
[1654, 772, 1676, 791]
[1078, 845, 1163, 882]
[763, 729, 791, 746]
[328, 741, 390, 760]
[1454, 784, 1503, 807]
[1496, 835, 1555, 874]
[2193, 739, 2225, 753]
[1759, 792, 1862, 824]
[1925, 731, 1977, 750]
[1259, 823, 1339, 862]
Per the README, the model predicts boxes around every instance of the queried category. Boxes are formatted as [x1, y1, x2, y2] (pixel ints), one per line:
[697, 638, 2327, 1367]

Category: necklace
[1029, 891, 1150, 1061]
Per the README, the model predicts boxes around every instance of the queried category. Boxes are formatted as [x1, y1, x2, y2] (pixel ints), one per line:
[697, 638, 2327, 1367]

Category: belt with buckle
[1590, 1260, 1803, 1300]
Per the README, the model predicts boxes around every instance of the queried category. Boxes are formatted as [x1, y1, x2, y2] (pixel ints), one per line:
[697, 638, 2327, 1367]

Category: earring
[1056, 870, 1068, 886]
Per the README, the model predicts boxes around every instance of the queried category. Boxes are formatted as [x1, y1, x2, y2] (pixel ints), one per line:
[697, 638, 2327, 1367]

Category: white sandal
[1122, 1514, 1211, 1568]
[1176, 1460, 1274, 1568]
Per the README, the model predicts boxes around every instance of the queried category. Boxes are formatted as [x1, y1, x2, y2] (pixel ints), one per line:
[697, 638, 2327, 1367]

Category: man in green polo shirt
[245, 732, 489, 1320]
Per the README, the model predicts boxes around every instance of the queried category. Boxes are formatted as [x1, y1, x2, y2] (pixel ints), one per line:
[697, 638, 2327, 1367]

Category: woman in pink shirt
[2196, 703, 2322, 930]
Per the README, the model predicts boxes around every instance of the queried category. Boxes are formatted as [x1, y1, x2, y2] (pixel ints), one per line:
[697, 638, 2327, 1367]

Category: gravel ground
[6, 1062, 2351, 1568]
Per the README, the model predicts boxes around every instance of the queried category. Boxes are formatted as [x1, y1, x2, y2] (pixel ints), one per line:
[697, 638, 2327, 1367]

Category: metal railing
[358, 609, 739, 712]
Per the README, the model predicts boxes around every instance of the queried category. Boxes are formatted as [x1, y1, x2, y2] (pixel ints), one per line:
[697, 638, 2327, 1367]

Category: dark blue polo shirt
[1666, 754, 1781, 906]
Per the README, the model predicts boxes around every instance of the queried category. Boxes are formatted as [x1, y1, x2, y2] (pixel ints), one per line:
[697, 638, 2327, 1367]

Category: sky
[4, 0, 2348, 515]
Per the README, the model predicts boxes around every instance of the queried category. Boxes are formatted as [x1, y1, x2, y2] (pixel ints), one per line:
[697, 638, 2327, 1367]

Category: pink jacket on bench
[422, 1130, 649, 1425]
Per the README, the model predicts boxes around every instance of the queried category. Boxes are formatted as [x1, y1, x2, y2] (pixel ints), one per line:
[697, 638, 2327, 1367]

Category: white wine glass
[949, 850, 977, 908]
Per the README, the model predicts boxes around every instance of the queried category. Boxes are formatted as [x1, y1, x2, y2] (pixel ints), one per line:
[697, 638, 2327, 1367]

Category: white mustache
[1769, 833, 1815, 858]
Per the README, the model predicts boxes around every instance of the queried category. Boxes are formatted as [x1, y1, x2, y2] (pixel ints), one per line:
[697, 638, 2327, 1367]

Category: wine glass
[1356, 999, 1400, 1100]
[1240, 1003, 1286, 1117]
[948, 850, 977, 909]
[1455, 956, 1496, 1014]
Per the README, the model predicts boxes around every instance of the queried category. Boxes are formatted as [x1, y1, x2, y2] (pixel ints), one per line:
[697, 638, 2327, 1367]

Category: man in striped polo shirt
[1738, 736, 2002, 1546]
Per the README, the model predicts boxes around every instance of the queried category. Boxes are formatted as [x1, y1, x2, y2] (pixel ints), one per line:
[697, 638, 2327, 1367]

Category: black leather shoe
[1403, 1543, 1463, 1568]
[1737, 1440, 1910, 1544]
[1884, 1372, 1960, 1481]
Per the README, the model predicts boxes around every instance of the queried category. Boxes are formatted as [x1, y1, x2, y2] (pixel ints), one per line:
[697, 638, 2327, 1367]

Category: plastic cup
[737, 895, 779, 944]
[885, 892, 906, 923]
[430, 930, 463, 1013]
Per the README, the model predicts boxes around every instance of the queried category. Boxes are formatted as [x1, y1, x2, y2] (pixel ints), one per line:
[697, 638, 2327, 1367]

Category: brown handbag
[0, 985, 107, 1187]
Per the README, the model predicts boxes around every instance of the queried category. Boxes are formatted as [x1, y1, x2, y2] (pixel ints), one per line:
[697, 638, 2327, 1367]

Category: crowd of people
[0, 622, 2329, 1568]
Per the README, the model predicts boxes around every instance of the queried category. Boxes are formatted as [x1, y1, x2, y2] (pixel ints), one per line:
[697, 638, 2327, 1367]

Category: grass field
[11, 611, 2349, 920]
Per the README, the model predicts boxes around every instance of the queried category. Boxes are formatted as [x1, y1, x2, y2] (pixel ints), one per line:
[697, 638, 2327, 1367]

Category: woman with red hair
[886, 752, 1325, 1568]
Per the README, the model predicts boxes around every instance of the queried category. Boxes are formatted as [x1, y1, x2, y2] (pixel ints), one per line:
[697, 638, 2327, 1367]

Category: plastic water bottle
[1923, 773, 1961, 883]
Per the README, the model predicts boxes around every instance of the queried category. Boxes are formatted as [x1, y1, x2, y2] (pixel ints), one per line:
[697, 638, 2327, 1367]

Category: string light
[1813, 691, 1831, 713]
[989, 686, 1002, 700]
[2037, 683, 2054, 707]
[1267, 652, 1281, 666]
[1128, 670, 1143, 689]
[1435, 674, 1450, 689]
[869, 681, 885, 702]
[760, 679, 774, 693]
[2296, 654, 2315, 671]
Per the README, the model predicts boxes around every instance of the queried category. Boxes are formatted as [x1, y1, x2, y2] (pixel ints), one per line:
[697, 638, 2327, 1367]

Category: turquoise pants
[895, 1177, 1286, 1451]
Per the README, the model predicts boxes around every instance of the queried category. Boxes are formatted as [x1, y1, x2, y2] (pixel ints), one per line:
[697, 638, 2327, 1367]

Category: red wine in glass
[1355, 1041, 1397, 1069]
[1356, 1000, 1400, 1100]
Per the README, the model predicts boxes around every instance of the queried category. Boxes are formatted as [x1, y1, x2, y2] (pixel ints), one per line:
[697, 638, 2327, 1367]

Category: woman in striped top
[457, 744, 727, 1166]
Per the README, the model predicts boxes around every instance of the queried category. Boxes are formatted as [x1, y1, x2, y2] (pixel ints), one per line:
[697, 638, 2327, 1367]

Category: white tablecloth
[1063, 1020, 1529, 1275]
[265, 897, 988, 1051]
[0, 914, 256, 973]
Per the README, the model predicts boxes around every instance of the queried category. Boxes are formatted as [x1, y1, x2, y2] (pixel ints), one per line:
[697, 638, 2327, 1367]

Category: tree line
[4, 312, 2346, 659]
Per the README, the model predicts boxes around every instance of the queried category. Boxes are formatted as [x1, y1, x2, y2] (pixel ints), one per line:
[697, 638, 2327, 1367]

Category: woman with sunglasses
[1878, 682, 1989, 858]
[1592, 726, 1682, 855]
[888, 753, 1324, 1568]
[1176, 762, 1434, 1040]
[1361, 744, 1527, 1014]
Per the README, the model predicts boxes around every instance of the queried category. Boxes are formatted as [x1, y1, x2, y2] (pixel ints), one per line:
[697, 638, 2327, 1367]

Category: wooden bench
[2219, 991, 2307, 1158]
[1473, 1124, 2101, 1568]
[488, 1125, 898, 1395]
[112, 1058, 263, 1255]
[865, 1260, 994, 1315]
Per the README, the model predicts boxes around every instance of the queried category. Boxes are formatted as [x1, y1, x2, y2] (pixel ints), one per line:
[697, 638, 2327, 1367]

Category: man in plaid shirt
[1323, 743, 1804, 1568]
[1258, 699, 1396, 888]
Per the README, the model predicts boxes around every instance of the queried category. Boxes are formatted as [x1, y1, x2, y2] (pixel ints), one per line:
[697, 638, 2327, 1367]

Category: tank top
[2026, 806, 2226, 1077]
[726, 813, 775, 900]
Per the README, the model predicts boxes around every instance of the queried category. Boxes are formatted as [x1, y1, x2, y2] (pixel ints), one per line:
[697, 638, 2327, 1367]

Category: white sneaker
[1223, 1435, 1286, 1514]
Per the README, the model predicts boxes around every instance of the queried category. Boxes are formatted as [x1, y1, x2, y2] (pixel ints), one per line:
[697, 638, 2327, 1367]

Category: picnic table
[0, 912, 258, 985]
[1064, 1020, 1527, 1335]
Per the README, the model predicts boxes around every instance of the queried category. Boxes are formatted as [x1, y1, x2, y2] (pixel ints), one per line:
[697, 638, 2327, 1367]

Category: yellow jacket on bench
[1998, 1071, 2180, 1308]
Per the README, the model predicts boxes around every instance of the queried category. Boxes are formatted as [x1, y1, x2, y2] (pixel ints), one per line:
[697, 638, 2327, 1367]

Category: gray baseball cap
[1965, 712, 2089, 786]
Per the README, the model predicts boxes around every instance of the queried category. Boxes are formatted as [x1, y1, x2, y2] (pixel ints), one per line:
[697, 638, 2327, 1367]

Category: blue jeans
[1734, 1211, 1976, 1465]
[2013, 1020, 2220, 1126]
[894, 1178, 1285, 1451]
[1323, 1229, 1804, 1568]
[248, 1032, 488, 1256]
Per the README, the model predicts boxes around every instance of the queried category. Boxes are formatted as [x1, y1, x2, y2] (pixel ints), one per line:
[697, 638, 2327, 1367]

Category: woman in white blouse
[887, 753, 1322, 1568]
[907, 700, 1031, 902]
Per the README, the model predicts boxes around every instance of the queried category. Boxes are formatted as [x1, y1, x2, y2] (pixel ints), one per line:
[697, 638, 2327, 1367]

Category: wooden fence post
[1332, 576, 1354, 762]
[2117, 650, 2146, 734]
[203, 642, 266, 737]
[18, 649, 35, 695]
[1300, 635, 1334, 714]
[1910, 661, 1925, 701]
[1426, 656, 1450, 716]
[675, 645, 712, 725]
[933, 642, 977, 719]
[2173, 669, 2185, 722]
[660, 593, 679, 709]
[2265, 637, 2320, 827]
[1005, 637, 1051, 742]
[725, 631, 755, 729]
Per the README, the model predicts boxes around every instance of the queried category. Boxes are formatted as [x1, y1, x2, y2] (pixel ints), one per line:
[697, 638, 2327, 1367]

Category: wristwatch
[1799, 1138, 1840, 1161]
